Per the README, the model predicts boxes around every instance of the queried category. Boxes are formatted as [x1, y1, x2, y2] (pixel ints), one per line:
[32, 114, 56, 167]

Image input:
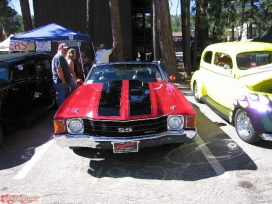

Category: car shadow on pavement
[73, 104, 257, 181]
[180, 87, 272, 150]
[0, 110, 55, 170]
[253, 140, 272, 149]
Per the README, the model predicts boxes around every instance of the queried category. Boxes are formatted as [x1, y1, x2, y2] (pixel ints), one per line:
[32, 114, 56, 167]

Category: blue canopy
[11, 23, 91, 42]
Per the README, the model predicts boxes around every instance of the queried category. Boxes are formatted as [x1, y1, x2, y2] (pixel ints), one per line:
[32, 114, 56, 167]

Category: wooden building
[33, 0, 152, 61]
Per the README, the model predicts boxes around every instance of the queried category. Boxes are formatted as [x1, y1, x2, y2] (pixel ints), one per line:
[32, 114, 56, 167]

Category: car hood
[55, 80, 195, 120]
[238, 64, 272, 87]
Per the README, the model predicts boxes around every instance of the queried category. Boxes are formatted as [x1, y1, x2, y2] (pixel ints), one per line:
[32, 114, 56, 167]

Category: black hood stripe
[98, 80, 152, 117]
[129, 80, 151, 116]
[98, 80, 122, 116]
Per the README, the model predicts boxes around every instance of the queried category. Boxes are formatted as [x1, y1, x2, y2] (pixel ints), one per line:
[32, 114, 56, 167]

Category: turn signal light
[186, 116, 196, 128]
[53, 120, 66, 133]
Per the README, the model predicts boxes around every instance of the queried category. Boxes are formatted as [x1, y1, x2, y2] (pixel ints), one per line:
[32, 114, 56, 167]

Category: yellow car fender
[191, 70, 207, 99]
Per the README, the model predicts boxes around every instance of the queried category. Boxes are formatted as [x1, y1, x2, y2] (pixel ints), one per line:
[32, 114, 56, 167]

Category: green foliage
[170, 15, 181, 32]
[245, 0, 272, 35]
[10, 15, 24, 33]
[0, 0, 23, 39]
[171, 0, 272, 43]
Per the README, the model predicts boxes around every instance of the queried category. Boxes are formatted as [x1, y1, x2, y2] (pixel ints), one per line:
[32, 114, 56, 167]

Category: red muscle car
[54, 62, 197, 153]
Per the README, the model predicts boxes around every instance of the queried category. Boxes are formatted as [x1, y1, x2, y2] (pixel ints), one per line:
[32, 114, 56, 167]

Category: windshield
[237, 51, 272, 70]
[86, 64, 164, 84]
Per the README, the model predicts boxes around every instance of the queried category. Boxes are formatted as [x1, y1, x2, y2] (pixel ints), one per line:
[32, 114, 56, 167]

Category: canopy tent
[10, 23, 91, 42]
[0, 34, 35, 52]
[251, 26, 272, 43]
[10, 23, 93, 79]
[0, 35, 14, 51]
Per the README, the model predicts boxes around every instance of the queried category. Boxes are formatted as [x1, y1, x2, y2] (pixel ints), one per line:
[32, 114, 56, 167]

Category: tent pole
[91, 41, 95, 57]
[78, 41, 85, 80]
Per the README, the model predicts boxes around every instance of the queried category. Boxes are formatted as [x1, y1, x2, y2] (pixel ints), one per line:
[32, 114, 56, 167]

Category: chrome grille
[83, 116, 167, 137]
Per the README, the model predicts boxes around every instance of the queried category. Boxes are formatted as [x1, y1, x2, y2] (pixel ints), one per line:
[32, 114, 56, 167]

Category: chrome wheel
[193, 82, 202, 103]
[234, 109, 260, 143]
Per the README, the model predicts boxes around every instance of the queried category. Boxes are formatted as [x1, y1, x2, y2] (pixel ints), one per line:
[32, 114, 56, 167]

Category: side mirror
[76, 79, 84, 86]
[169, 75, 175, 81]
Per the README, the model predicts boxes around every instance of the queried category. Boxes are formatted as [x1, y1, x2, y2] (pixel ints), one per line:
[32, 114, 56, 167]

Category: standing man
[52, 43, 76, 107]
[94, 43, 116, 64]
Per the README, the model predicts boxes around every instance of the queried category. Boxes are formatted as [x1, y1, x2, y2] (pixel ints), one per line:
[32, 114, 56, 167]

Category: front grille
[83, 116, 167, 137]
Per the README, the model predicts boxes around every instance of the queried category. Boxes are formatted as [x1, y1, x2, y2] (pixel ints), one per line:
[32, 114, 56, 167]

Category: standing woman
[66, 48, 77, 94]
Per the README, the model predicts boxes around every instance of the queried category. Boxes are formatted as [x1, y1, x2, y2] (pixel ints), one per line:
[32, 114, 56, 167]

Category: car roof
[0, 52, 50, 62]
[205, 42, 272, 53]
[93, 61, 160, 66]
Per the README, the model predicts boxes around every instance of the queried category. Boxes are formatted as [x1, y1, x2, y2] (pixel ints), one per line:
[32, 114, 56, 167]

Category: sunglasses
[63, 49, 68, 51]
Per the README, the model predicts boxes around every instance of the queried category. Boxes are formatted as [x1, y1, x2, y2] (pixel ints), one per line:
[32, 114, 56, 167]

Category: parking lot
[0, 87, 272, 204]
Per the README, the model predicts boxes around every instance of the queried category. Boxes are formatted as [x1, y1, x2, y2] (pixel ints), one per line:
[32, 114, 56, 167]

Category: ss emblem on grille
[118, 127, 133, 133]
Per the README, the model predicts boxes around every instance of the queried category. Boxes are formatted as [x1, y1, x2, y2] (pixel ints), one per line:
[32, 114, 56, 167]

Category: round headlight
[67, 118, 84, 134]
[167, 115, 184, 130]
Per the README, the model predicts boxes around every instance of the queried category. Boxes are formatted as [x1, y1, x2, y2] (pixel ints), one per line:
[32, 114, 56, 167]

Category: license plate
[112, 141, 139, 153]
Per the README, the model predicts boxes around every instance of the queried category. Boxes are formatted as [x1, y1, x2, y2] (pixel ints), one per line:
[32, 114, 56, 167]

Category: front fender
[191, 70, 206, 98]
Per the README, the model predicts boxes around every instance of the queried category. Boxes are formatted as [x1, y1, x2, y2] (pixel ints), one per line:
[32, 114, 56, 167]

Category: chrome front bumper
[54, 130, 197, 149]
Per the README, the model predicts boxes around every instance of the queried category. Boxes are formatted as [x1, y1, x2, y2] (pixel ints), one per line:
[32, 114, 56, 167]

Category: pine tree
[156, 0, 182, 83]
[109, 0, 123, 62]
[19, 0, 33, 31]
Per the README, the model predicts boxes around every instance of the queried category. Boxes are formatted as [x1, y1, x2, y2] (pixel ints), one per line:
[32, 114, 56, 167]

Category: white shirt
[95, 49, 113, 64]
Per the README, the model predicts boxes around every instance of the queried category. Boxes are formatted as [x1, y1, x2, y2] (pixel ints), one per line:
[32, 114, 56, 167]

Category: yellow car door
[204, 52, 237, 109]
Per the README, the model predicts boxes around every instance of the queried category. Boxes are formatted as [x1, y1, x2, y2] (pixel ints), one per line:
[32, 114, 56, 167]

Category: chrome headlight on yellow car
[66, 118, 84, 134]
[167, 115, 184, 130]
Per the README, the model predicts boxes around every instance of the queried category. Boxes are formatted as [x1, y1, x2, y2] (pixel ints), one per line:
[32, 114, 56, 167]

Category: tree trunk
[154, 0, 181, 83]
[152, 0, 160, 61]
[198, 0, 209, 50]
[181, 0, 191, 77]
[86, 0, 94, 59]
[210, 0, 223, 43]
[238, 0, 246, 41]
[192, 0, 200, 72]
[109, 0, 123, 62]
[20, 0, 33, 31]
[248, 0, 254, 38]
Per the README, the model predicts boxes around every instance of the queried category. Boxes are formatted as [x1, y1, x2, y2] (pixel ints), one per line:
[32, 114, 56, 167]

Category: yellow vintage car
[191, 42, 272, 143]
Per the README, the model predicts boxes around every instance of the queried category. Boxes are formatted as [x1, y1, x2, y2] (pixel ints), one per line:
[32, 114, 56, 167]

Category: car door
[200, 51, 219, 99]
[202, 51, 236, 109]
[35, 56, 52, 95]
[8, 60, 37, 116]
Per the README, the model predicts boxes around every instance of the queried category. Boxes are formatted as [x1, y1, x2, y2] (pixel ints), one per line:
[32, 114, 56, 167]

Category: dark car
[175, 52, 185, 72]
[0, 52, 55, 146]
[54, 61, 197, 153]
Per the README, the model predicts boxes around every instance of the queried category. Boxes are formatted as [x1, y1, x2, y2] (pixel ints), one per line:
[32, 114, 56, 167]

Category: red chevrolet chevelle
[53, 62, 197, 153]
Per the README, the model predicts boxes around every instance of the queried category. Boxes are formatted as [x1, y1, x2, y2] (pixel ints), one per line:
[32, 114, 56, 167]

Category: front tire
[234, 109, 261, 143]
[193, 82, 202, 103]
